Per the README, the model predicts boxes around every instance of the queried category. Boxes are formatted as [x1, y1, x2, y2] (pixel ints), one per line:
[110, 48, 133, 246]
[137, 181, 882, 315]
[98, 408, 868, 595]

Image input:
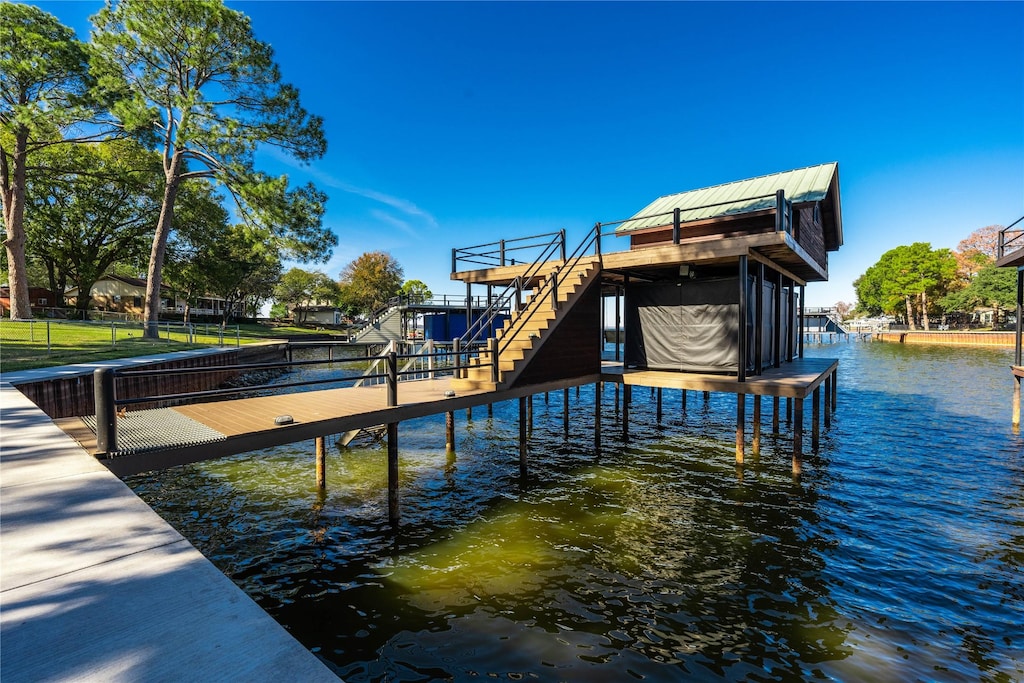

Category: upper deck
[452, 163, 843, 288]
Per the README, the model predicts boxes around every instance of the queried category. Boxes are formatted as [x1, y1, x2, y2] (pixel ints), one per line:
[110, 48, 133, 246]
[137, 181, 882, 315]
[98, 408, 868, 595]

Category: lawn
[0, 320, 338, 373]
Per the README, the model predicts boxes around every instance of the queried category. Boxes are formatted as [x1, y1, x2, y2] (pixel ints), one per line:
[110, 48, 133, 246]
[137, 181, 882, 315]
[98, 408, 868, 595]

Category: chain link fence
[0, 319, 242, 371]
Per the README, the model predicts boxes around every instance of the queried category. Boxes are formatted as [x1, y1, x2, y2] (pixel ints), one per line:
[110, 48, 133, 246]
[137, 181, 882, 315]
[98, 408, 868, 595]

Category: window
[36, 297, 48, 306]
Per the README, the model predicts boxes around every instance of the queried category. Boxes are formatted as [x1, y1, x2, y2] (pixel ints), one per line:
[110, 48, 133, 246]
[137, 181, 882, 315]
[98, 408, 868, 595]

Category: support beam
[315, 436, 326, 490]
[622, 384, 631, 442]
[772, 396, 780, 434]
[831, 368, 838, 412]
[812, 386, 821, 452]
[387, 423, 399, 525]
[594, 382, 602, 453]
[824, 375, 832, 429]
[792, 399, 804, 474]
[737, 255, 748, 382]
[681, 389, 687, 413]
[445, 411, 455, 453]
[735, 394, 745, 464]
[563, 388, 570, 438]
[656, 387, 663, 424]
[519, 397, 528, 478]
[752, 395, 761, 456]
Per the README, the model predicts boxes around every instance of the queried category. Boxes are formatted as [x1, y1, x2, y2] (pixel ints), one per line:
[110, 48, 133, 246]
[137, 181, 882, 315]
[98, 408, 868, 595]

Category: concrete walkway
[0, 356, 339, 681]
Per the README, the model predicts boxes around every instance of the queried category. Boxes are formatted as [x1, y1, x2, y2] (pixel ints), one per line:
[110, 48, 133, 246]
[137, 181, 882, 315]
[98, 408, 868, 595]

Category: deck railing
[997, 216, 1024, 260]
[92, 341, 467, 456]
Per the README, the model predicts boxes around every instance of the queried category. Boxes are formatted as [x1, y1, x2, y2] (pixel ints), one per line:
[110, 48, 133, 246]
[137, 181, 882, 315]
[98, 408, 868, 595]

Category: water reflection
[127, 342, 1024, 681]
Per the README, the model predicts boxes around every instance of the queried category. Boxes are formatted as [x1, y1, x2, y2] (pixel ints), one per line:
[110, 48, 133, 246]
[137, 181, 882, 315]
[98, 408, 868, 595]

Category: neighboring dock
[0, 368, 339, 682]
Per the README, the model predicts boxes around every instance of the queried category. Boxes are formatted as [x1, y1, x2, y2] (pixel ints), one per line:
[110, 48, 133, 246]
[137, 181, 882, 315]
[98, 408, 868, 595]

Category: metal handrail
[459, 230, 566, 351]
[496, 228, 598, 360]
[452, 230, 565, 272]
[997, 216, 1024, 259]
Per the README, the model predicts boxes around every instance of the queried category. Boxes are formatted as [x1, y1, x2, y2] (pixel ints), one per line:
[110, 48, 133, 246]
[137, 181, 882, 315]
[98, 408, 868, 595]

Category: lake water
[127, 341, 1024, 681]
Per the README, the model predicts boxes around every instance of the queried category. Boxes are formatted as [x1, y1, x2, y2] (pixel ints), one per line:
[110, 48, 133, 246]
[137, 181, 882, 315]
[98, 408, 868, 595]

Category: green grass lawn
[0, 320, 341, 373]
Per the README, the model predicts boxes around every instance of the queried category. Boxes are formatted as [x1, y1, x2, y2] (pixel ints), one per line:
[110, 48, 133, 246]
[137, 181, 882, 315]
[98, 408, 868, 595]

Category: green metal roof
[615, 162, 839, 232]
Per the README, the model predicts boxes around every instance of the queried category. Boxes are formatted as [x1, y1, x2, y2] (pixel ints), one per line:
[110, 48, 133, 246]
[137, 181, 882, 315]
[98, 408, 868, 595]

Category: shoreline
[872, 330, 1016, 347]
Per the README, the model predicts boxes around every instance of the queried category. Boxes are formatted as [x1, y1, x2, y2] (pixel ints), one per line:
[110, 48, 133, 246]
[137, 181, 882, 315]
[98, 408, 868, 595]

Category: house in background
[0, 286, 60, 317]
[65, 275, 240, 319]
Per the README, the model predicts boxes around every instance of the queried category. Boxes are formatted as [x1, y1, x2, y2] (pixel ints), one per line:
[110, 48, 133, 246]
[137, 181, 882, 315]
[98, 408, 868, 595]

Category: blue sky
[37, 1, 1024, 307]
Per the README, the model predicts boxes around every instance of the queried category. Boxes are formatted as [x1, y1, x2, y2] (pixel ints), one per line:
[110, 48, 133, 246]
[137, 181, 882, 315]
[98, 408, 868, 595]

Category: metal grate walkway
[82, 408, 227, 456]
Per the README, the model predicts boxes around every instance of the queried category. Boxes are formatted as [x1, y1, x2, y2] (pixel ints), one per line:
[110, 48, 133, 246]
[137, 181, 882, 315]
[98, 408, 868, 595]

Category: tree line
[1, 1, 342, 334]
[853, 225, 1017, 330]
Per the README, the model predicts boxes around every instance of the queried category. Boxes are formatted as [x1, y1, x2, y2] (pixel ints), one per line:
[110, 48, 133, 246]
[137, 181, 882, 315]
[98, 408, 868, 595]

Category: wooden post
[622, 384, 630, 441]
[467, 405, 472, 421]
[824, 376, 832, 429]
[1013, 373, 1021, 428]
[737, 255, 748, 382]
[754, 262, 764, 375]
[752, 394, 761, 455]
[615, 285, 622, 362]
[656, 387, 663, 424]
[703, 391, 710, 405]
[594, 382, 601, 453]
[445, 411, 455, 453]
[387, 423, 399, 524]
[315, 436, 326, 490]
[488, 402, 493, 418]
[563, 387, 570, 438]
[681, 389, 687, 412]
[527, 394, 534, 434]
[772, 396, 780, 433]
[831, 368, 838, 412]
[735, 393, 745, 464]
[519, 397, 528, 477]
[672, 207, 681, 244]
[386, 350, 398, 407]
[812, 386, 821, 452]
[792, 399, 804, 473]
[614, 382, 620, 416]
[786, 396, 793, 423]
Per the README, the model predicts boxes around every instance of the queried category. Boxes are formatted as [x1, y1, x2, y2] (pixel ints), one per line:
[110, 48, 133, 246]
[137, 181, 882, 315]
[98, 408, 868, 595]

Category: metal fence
[0, 319, 241, 363]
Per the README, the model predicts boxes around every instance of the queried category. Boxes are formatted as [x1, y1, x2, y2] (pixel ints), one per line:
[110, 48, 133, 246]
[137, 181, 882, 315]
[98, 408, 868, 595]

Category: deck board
[57, 360, 836, 477]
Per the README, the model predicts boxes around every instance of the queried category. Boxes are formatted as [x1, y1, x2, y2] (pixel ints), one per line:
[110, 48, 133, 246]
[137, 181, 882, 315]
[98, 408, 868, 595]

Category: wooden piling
[315, 436, 326, 490]
[563, 388, 570, 437]
[752, 395, 761, 455]
[823, 375, 832, 429]
[387, 423, 399, 524]
[681, 389, 687, 412]
[622, 384, 630, 441]
[519, 397, 528, 477]
[772, 396, 780, 434]
[656, 387, 663, 424]
[445, 411, 455, 453]
[831, 368, 838, 411]
[1013, 372, 1022, 428]
[527, 394, 534, 434]
[812, 386, 821, 452]
[792, 399, 803, 475]
[735, 393, 745, 464]
[594, 382, 602, 453]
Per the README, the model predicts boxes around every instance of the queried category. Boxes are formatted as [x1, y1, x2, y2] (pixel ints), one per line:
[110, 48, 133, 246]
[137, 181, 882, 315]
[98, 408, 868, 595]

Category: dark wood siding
[512, 284, 601, 387]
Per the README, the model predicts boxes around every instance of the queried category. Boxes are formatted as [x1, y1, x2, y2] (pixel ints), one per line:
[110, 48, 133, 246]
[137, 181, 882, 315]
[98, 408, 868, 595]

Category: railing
[348, 294, 494, 341]
[595, 191, 792, 242]
[997, 216, 1024, 260]
[452, 230, 567, 272]
[92, 342, 466, 456]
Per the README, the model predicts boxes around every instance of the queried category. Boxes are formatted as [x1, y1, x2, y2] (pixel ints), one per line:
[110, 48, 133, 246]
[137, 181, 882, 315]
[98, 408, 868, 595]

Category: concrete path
[0, 362, 339, 681]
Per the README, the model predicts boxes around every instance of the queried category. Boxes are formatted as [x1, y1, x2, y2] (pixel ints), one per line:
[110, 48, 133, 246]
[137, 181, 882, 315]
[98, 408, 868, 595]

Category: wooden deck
[601, 357, 838, 398]
[57, 358, 837, 478]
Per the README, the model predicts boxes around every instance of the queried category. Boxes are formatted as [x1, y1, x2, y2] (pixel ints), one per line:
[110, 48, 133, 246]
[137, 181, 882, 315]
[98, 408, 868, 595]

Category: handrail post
[560, 229, 566, 261]
[515, 277, 522, 312]
[453, 338, 462, 379]
[594, 222, 602, 256]
[386, 350, 398, 407]
[672, 207, 681, 244]
[551, 272, 558, 310]
[500, 239, 506, 266]
[490, 337, 499, 383]
[775, 190, 786, 233]
[451, 248, 457, 273]
[94, 368, 117, 456]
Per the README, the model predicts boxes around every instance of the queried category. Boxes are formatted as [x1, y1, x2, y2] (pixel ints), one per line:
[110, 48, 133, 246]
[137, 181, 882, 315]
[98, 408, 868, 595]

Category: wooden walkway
[57, 359, 837, 478]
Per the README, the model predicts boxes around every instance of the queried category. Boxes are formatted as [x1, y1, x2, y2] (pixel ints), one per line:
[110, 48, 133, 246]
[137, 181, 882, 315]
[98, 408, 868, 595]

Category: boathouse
[450, 162, 843, 388]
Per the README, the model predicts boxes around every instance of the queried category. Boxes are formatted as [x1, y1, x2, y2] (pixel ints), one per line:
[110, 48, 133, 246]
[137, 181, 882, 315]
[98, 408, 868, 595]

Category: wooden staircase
[451, 257, 600, 392]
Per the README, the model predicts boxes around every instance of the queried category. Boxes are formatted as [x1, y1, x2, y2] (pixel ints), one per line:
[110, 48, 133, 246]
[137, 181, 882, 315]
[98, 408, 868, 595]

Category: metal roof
[615, 162, 839, 232]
